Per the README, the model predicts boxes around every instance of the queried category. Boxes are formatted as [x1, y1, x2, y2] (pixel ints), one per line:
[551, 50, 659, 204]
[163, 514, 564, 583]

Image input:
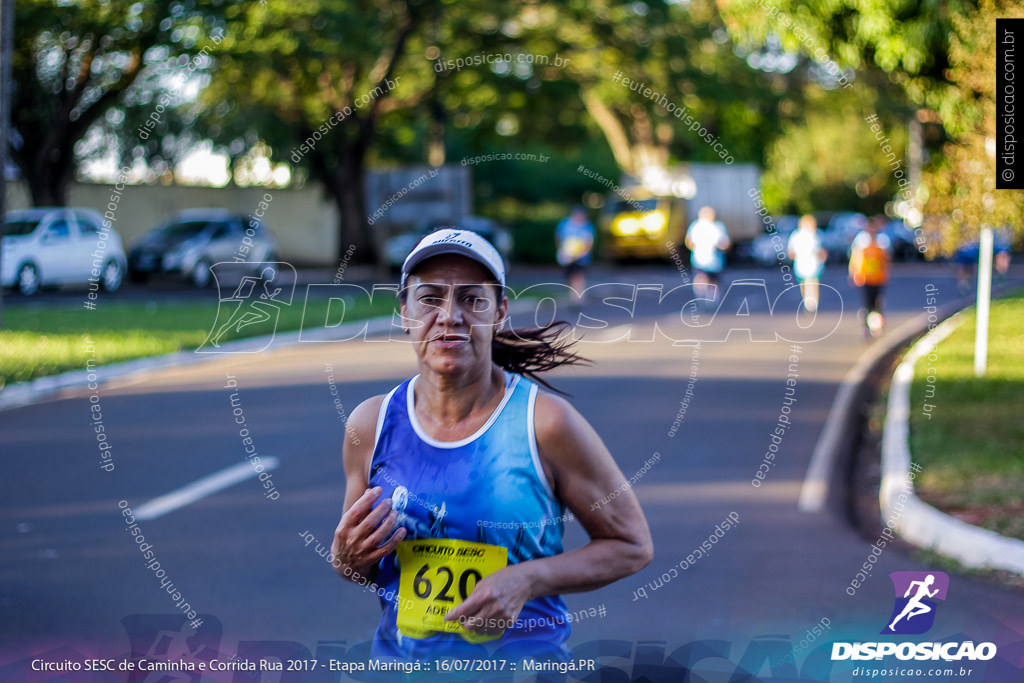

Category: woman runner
[331, 228, 653, 660]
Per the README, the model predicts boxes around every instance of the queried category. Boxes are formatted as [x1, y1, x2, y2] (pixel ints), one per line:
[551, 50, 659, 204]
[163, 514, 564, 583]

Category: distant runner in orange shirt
[848, 216, 892, 338]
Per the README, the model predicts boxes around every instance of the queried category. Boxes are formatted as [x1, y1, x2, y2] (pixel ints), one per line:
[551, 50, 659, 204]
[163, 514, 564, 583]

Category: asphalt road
[2, 263, 1023, 682]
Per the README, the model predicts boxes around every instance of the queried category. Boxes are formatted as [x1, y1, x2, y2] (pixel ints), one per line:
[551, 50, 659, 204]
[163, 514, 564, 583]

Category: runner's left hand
[444, 564, 532, 635]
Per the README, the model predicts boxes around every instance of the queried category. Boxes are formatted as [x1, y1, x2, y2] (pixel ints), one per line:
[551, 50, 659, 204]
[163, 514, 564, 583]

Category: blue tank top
[367, 371, 570, 658]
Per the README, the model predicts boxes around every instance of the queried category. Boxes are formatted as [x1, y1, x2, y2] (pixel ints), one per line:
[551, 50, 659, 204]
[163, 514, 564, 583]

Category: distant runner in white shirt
[684, 206, 730, 305]
[787, 215, 827, 313]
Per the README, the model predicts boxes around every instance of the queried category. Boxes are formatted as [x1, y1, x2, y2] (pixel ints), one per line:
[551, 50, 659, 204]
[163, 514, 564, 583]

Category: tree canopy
[9, 0, 220, 204]
[920, 0, 1023, 252]
[7, 0, 1019, 261]
[718, 0, 1023, 252]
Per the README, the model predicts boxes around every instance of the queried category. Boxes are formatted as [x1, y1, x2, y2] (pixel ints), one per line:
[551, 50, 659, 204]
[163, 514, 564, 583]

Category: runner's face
[401, 255, 507, 376]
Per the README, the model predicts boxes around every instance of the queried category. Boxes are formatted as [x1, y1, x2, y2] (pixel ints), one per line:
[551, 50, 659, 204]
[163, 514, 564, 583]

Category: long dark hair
[492, 321, 589, 395]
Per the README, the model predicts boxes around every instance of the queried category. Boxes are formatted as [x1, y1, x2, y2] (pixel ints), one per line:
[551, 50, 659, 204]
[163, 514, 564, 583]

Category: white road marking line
[134, 457, 280, 521]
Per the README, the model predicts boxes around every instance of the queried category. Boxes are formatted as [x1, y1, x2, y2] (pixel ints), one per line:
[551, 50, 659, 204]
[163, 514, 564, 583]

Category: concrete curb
[881, 312, 1024, 576]
[797, 312, 932, 513]
[796, 295, 976, 514]
[0, 299, 544, 412]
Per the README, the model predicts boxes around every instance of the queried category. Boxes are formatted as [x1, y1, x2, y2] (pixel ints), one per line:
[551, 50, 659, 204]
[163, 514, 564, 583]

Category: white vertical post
[974, 227, 994, 377]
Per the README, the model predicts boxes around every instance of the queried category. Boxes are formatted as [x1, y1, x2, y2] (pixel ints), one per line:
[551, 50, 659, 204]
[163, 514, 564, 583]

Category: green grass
[911, 546, 1024, 591]
[908, 290, 1024, 541]
[0, 295, 398, 387]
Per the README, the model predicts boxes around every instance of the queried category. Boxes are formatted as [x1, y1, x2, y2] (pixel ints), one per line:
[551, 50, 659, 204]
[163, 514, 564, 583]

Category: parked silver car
[1, 207, 126, 296]
[751, 215, 799, 267]
[822, 212, 868, 260]
[129, 209, 279, 287]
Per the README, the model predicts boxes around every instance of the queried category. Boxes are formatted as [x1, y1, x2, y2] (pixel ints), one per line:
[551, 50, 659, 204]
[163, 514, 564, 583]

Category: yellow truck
[600, 163, 762, 261]
[600, 192, 687, 261]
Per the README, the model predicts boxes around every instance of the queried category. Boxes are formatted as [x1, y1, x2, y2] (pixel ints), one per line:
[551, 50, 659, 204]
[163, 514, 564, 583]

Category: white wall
[686, 163, 763, 240]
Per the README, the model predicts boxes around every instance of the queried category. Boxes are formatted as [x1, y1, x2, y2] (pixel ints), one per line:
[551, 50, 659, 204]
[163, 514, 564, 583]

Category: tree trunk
[580, 87, 667, 177]
[12, 107, 78, 207]
[309, 132, 376, 270]
[305, 114, 381, 271]
[334, 153, 374, 263]
[24, 145, 74, 206]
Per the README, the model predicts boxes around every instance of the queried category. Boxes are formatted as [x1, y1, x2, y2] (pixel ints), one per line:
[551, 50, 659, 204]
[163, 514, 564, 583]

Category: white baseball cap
[401, 228, 506, 289]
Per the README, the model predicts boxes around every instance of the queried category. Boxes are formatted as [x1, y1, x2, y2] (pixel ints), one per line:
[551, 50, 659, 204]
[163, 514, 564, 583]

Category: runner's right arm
[331, 396, 407, 582]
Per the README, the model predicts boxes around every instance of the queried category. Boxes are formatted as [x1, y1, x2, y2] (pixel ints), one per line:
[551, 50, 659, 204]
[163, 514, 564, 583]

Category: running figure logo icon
[198, 262, 296, 353]
[881, 571, 949, 635]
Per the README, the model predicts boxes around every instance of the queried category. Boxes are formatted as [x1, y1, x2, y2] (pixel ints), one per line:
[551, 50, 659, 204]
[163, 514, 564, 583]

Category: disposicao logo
[882, 571, 948, 635]
[832, 571, 997, 662]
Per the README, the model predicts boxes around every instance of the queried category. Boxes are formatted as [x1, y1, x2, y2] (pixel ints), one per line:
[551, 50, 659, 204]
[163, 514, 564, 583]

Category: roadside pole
[0, 0, 13, 328]
[974, 227, 994, 377]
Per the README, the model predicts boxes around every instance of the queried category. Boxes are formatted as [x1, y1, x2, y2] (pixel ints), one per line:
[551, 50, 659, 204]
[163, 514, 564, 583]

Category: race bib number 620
[396, 539, 507, 643]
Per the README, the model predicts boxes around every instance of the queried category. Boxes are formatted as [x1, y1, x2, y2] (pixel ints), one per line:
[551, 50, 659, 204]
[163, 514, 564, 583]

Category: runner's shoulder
[533, 389, 586, 445]
[347, 394, 388, 449]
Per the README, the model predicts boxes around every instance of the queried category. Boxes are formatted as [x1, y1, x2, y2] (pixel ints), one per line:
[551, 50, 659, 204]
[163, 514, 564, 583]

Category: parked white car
[2, 207, 126, 296]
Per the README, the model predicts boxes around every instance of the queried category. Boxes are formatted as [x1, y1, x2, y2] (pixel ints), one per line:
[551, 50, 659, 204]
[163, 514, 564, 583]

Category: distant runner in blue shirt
[555, 206, 596, 306]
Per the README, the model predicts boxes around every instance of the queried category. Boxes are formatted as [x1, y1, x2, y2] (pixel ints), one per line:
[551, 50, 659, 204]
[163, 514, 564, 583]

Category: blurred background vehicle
[600, 194, 685, 262]
[881, 218, 924, 261]
[1, 207, 126, 296]
[384, 215, 514, 270]
[599, 164, 764, 263]
[750, 215, 800, 267]
[128, 209, 279, 287]
[821, 212, 867, 260]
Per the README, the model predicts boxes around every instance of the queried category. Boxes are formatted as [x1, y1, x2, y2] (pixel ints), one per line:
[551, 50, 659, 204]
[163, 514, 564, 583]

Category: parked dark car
[882, 219, 925, 261]
[821, 212, 867, 260]
[129, 209, 279, 287]
[751, 215, 799, 267]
